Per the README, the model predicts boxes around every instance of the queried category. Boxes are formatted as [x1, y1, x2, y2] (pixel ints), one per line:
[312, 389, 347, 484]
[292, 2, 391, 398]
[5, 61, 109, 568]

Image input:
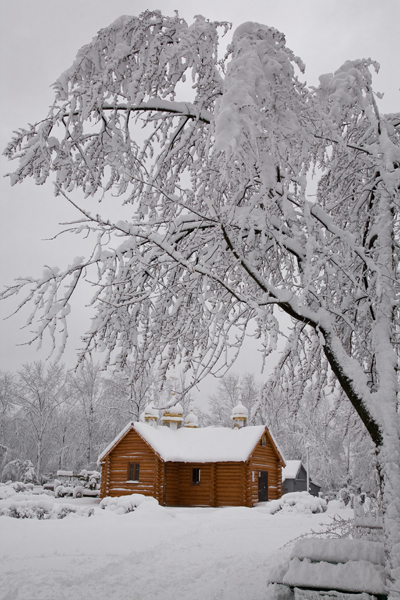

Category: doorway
[258, 470, 269, 502]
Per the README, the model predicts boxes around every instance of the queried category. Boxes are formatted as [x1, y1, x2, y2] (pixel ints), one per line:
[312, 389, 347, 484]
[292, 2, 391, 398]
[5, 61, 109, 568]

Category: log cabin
[98, 400, 285, 507]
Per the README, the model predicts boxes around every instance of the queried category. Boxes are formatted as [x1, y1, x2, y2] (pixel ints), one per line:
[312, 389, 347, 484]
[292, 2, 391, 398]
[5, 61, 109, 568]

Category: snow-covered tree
[258, 325, 378, 493]
[208, 372, 260, 427]
[102, 360, 154, 423]
[68, 362, 107, 466]
[0, 371, 15, 450]
[2, 12, 400, 593]
[14, 362, 67, 476]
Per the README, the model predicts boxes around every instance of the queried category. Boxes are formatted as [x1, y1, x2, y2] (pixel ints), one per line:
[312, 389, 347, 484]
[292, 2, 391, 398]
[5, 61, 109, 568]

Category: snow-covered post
[305, 441, 311, 494]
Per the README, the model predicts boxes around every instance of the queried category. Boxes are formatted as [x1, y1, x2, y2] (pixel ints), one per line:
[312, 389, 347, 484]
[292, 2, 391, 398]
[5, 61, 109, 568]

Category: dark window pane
[128, 463, 140, 481]
[192, 468, 200, 484]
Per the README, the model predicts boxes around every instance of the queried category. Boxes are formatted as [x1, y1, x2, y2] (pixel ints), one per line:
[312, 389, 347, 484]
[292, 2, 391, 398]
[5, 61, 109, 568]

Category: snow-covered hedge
[0, 493, 94, 519]
[100, 493, 159, 514]
[0, 481, 34, 499]
[263, 492, 327, 515]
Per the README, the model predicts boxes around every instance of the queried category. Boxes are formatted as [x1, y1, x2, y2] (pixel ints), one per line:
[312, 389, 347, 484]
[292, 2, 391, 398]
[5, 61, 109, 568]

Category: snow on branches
[2, 11, 400, 434]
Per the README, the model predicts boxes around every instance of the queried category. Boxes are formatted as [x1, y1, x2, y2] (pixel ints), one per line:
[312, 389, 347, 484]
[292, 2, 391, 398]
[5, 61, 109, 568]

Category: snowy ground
[0, 497, 352, 600]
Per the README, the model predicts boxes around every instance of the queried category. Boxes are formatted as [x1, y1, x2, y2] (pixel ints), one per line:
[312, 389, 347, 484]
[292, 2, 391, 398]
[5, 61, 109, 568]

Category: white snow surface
[282, 557, 386, 595]
[291, 538, 385, 566]
[98, 422, 270, 463]
[0, 496, 353, 600]
[282, 460, 302, 481]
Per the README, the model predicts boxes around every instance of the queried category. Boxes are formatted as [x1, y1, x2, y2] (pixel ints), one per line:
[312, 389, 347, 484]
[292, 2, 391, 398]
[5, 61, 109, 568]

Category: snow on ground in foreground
[0, 498, 352, 600]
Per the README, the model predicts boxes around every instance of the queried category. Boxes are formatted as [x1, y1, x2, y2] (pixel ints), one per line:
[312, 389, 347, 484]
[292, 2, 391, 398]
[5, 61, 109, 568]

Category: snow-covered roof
[282, 460, 303, 481]
[98, 422, 281, 464]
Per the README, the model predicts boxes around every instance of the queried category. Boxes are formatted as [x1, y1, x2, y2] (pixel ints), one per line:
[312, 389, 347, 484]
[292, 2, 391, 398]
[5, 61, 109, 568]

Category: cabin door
[258, 470, 268, 502]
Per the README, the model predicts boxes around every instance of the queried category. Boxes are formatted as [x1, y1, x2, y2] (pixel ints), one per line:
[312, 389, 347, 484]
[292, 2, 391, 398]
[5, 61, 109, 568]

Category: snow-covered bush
[0, 483, 18, 500]
[338, 488, 351, 507]
[0, 481, 35, 499]
[2, 459, 37, 484]
[263, 492, 327, 515]
[0, 494, 94, 519]
[100, 494, 158, 515]
[79, 469, 101, 490]
[55, 485, 73, 498]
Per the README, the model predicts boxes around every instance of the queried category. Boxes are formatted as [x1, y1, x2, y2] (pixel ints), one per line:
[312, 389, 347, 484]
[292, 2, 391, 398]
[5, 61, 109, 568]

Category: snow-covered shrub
[0, 481, 30, 500]
[2, 459, 37, 484]
[263, 492, 327, 515]
[55, 505, 94, 519]
[0, 495, 94, 519]
[79, 469, 101, 490]
[100, 493, 158, 515]
[55, 485, 73, 498]
[11, 481, 27, 493]
[338, 488, 351, 507]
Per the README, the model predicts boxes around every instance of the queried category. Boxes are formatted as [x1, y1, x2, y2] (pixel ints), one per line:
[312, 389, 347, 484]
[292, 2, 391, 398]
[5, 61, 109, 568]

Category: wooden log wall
[101, 429, 162, 501]
[99, 455, 111, 497]
[215, 463, 246, 507]
[176, 463, 213, 507]
[164, 463, 179, 506]
[248, 434, 283, 505]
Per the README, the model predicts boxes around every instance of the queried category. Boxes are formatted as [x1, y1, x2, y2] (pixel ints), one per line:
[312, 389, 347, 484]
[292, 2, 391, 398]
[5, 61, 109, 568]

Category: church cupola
[161, 396, 184, 430]
[143, 401, 159, 426]
[184, 408, 199, 428]
[161, 403, 183, 429]
[232, 398, 248, 429]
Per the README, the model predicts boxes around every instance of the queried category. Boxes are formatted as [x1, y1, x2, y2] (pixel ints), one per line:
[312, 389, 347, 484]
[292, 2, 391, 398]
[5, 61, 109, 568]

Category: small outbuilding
[98, 418, 285, 507]
[282, 460, 321, 497]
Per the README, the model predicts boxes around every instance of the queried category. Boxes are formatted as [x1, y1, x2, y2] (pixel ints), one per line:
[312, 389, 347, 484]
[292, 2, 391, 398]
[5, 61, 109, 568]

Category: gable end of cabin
[99, 426, 164, 502]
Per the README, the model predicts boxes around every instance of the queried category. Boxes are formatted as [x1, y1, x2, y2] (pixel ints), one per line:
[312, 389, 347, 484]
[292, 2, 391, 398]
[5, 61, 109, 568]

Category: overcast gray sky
[1, 0, 399, 393]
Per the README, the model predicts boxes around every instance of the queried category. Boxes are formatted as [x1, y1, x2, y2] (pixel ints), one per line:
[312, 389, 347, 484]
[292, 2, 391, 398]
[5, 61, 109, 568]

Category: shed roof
[98, 422, 285, 465]
[282, 460, 303, 481]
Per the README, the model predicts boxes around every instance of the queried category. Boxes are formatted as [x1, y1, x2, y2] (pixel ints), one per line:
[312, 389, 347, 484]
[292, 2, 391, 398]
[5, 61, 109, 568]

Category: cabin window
[192, 468, 201, 485]
[127, 463, 140, 482]
[261, 434, 267, 447]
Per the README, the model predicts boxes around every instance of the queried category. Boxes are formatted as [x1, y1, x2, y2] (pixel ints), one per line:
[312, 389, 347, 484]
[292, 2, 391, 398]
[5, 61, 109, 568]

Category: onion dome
[184, 409, 199, 428]
[231, 399, 248, 428]
[143, 401, 159, 426]
[161, 402, 184, 430]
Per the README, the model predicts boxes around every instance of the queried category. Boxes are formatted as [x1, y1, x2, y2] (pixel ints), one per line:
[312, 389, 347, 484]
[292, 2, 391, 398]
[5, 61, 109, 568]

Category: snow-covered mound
[292, 538, 385, 565]
[100, 493, 159, 514]
[0, 492, 93, 519]
[0, 482, 34, 499]
[262, 492, 327, 515]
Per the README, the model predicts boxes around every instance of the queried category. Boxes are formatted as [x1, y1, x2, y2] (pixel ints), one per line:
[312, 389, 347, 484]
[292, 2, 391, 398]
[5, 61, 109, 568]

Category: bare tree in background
[15, 362, 66, 477]
[208, 372, 260, 427]
[0, 371, 15, 449]
[68, 362, 107, 465]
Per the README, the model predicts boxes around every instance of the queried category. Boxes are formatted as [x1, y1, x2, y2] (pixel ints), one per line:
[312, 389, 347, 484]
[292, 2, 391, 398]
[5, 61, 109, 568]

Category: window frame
[191, 467, 201, 485]
[260, 434, 267, 447]
[127, 462, 140, 482]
